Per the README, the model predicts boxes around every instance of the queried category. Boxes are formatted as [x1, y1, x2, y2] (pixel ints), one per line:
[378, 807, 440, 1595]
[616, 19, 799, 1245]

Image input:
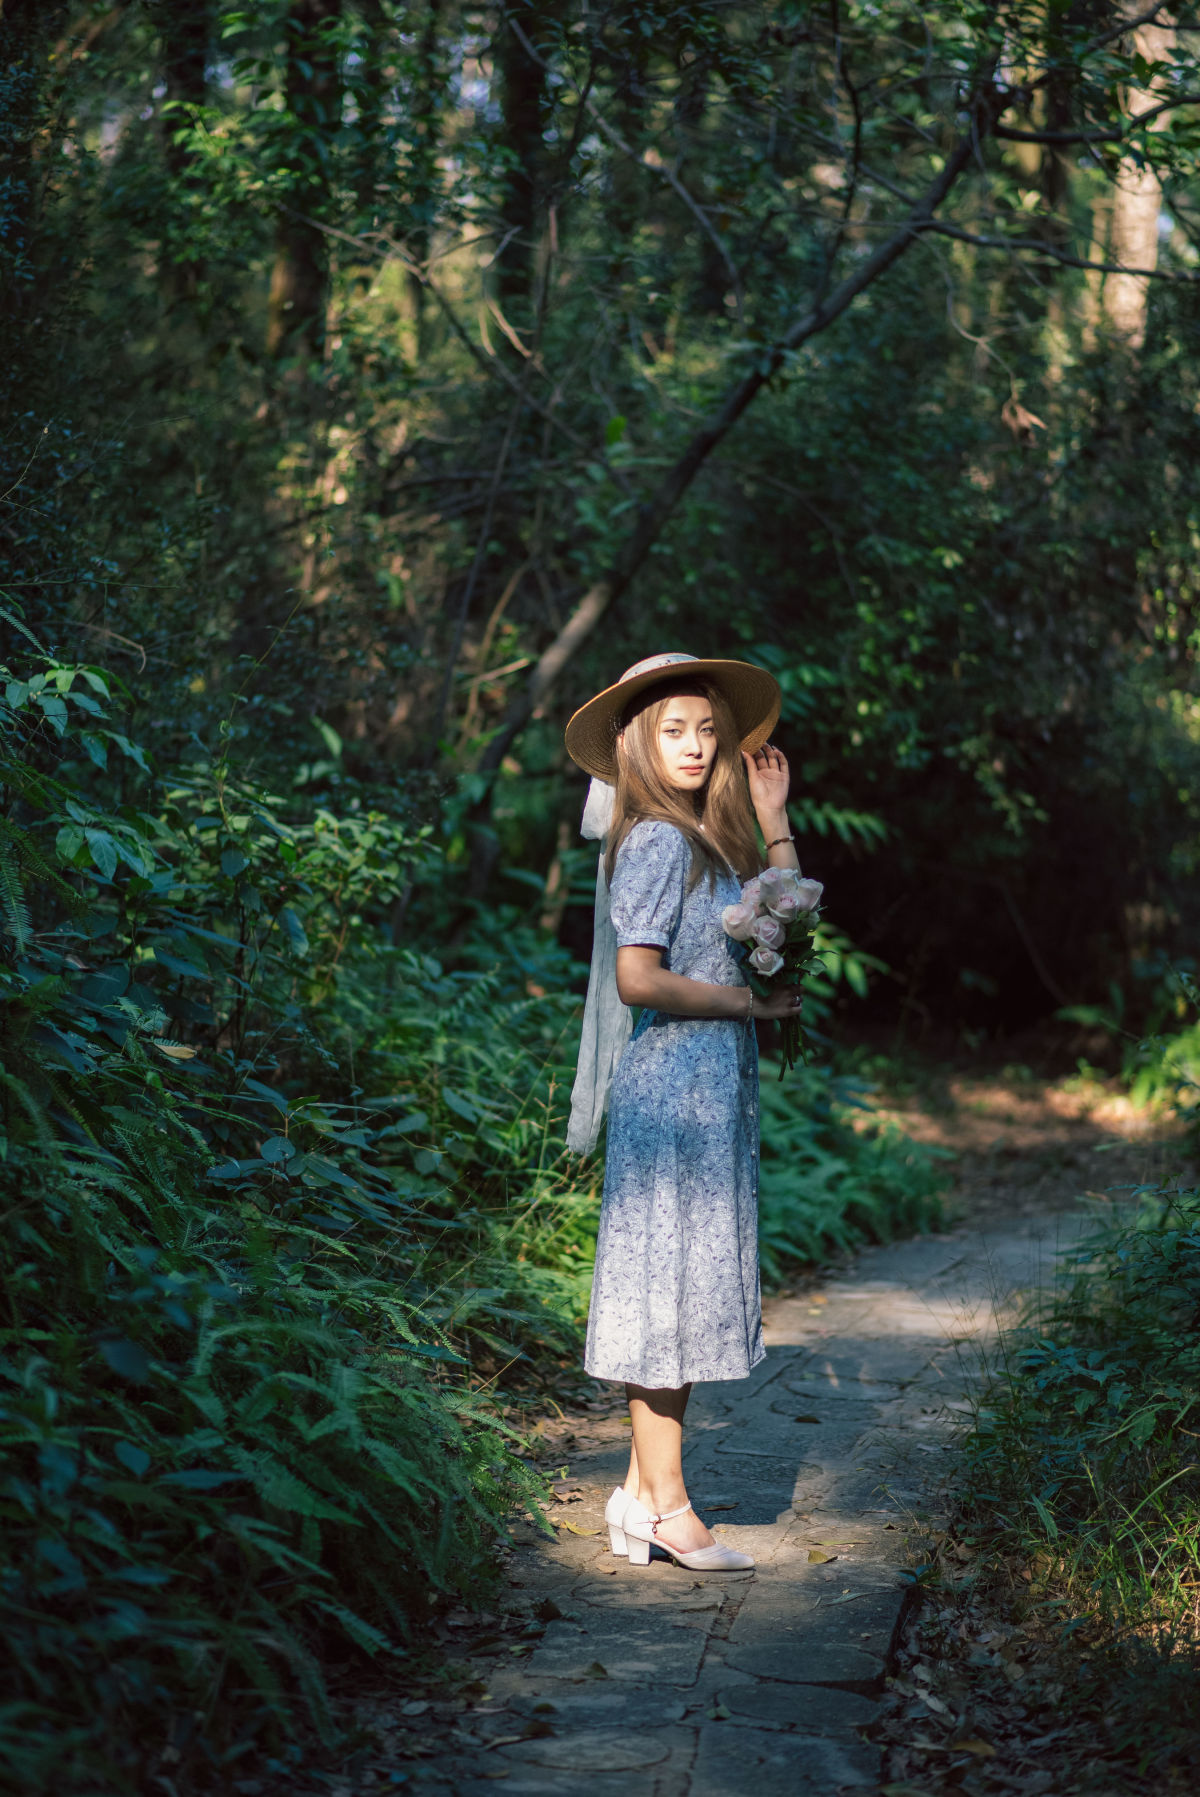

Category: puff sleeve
[609, 821, 691, 951]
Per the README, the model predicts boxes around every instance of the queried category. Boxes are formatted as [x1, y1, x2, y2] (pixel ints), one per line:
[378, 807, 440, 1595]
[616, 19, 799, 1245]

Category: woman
[564, 652, 805, 1572]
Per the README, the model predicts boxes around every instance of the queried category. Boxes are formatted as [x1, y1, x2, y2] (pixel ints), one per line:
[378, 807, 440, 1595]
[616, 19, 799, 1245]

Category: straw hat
[564, 652, 781, 782]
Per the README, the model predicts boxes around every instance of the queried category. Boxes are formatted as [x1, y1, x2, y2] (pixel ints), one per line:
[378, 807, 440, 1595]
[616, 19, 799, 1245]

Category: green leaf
[279, 907, 309, 956]
[114, 1441, 151, 1478]
[85, 829, 119, 880]
[312, 716, 343, 759]
[98, 1337, 152, 1382]
[443, 1089, 478, 1123]
[161, 1468, 246, 1489]
[55, 823, 87, 863]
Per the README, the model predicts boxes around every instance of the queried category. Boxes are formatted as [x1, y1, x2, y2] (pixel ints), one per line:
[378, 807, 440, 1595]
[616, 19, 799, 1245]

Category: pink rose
[752, 913, 786, 950]
[796, 878, 823, 912]
[748, 944, 784, 976]
[740, 877, 762, 909]
[758, 866, 788, 896]
[721, 901, 760, 943]
[764, 890, 801, 923]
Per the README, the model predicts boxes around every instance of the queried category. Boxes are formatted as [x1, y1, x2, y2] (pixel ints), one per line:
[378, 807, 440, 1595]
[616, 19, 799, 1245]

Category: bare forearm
[616, 960, 750, 1020]
[756, 807, 800, 871]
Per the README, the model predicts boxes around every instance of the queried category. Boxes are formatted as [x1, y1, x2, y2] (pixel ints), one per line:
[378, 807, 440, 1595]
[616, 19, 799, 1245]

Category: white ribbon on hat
[565, 776, 631, 1156]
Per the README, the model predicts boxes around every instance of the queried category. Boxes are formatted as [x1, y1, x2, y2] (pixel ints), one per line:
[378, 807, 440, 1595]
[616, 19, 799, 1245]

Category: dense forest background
[3, 1, 1200, 1789]
[5, 0, 1200, 1030]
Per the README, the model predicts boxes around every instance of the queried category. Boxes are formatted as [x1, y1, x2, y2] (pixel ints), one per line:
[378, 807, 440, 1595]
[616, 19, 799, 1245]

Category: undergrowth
[965, 1189, 1200, 1642]
[953, 1180, 1200, 1784]
[757, 1066, 947, 1283]
[0, 650, 939, 1791]
[0, 657, 575, 1792]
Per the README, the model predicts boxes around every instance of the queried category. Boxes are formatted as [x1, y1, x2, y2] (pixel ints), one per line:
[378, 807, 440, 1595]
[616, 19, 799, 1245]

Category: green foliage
[963, 1189, 1200, 1672]
[0, 660, 558, 1791]
[0, 644, 939, 1788]
[5, 0, 1200, 1045]
[757, 1065, 948, 1284]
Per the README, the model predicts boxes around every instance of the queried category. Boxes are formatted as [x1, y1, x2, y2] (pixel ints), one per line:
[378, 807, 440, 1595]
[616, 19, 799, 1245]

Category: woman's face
[652, 692, 717, 793]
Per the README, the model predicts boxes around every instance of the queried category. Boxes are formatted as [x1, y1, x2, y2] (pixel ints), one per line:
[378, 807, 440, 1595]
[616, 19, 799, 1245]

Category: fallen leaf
[794, 1413, 822, 1423]
[582, 1660, 608, 1680]
[949, 1738, 996, 1758]
[808, 1549, 836, 1564]
[706, 1702, 731, 1720]
[554, 1520, 600, 1536]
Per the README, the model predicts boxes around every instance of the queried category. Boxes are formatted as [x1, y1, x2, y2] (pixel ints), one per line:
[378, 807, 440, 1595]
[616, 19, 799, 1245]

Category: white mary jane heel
[622, 1497, 755, 1571]
[604, 1485, 633, 1555]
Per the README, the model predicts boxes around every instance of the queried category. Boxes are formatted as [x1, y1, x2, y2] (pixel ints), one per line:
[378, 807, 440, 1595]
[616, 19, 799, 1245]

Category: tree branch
[996, 89, 1200, 144]
[477, 73, 1006, 774]
[505, 10, 746, 323]
[278, 205, 633, 493]
[925, 219, 1198, 279]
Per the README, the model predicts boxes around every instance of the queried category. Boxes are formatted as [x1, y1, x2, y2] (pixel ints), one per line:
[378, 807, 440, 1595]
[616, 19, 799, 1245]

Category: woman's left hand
[742, 742, 790, 820]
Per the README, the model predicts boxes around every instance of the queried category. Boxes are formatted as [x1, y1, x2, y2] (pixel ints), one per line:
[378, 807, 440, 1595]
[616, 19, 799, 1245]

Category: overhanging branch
[476, 73, 1005, 774]
[996, 88, 1200, 144]
[925, 219, 1198, 279]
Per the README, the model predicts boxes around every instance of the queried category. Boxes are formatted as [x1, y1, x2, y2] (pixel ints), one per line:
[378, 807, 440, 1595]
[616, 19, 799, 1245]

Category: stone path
[395, 1209, 1087, 1797]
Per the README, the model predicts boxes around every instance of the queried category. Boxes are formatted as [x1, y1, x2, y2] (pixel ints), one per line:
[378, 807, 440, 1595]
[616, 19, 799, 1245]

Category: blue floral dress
[584, 819, 765, 1387]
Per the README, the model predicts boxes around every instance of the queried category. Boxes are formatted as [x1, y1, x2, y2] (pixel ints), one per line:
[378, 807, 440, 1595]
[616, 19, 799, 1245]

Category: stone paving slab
[398, 1212, 1078, 1795]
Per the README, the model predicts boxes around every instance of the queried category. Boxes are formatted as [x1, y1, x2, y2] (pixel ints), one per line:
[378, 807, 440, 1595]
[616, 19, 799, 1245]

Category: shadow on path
[399, 1212, 1091, 1796]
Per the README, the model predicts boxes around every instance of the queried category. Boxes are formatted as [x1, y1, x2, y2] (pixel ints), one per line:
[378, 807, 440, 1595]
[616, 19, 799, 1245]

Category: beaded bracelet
[766, 834, 794, 850]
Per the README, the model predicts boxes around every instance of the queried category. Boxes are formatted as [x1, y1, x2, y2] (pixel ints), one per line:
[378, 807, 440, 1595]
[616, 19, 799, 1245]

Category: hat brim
[564, 658, 781, 782]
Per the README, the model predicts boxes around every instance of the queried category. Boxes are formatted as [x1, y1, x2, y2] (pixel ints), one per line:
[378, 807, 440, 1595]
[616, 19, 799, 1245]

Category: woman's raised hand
[751, 985, 803, 1023]
[742, 742, 790, 819]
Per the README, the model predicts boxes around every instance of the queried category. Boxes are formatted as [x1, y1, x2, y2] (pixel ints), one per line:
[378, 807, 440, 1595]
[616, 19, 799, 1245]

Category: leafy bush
[963, 1190, 1200, 1653]
[0, 657, 556, 1792]
[757, 1064, 947, 1283]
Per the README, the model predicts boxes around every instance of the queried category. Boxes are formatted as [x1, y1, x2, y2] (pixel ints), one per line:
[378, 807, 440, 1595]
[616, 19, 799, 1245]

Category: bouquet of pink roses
[722, 865, 824, 1073]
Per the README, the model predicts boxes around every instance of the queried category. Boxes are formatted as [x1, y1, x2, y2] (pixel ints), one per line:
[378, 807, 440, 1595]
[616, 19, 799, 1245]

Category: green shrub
[0, 658, 553, 1791]
[757, 1064, 948, 1283]
[963, 1189, 1200, 1649]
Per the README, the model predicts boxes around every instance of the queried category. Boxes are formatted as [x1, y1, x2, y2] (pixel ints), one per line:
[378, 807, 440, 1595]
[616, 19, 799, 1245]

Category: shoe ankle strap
[651, 1501, 693, 1533]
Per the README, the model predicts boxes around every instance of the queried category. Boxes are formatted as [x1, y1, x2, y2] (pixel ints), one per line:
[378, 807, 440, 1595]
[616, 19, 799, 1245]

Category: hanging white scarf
[566, 777, 632, 1156]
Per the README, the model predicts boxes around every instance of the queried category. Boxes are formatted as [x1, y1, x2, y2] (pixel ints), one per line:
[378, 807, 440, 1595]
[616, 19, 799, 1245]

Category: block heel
[604, 1484, 632, 1557]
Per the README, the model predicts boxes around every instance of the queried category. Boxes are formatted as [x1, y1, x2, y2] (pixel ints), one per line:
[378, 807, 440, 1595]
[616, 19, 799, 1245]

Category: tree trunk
[0, 0, 72, 318]
[1102, 10, 1176, 349]
[492, 2, 551, 320]
[408, 0, 443, 349]
[266, 0, 343, 362]
[602, 8, 650, 290]
[149, 0, 210, 305]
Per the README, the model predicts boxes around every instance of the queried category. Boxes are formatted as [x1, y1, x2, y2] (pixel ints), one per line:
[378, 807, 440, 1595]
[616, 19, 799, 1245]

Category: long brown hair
[604, 679, 760, 889]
